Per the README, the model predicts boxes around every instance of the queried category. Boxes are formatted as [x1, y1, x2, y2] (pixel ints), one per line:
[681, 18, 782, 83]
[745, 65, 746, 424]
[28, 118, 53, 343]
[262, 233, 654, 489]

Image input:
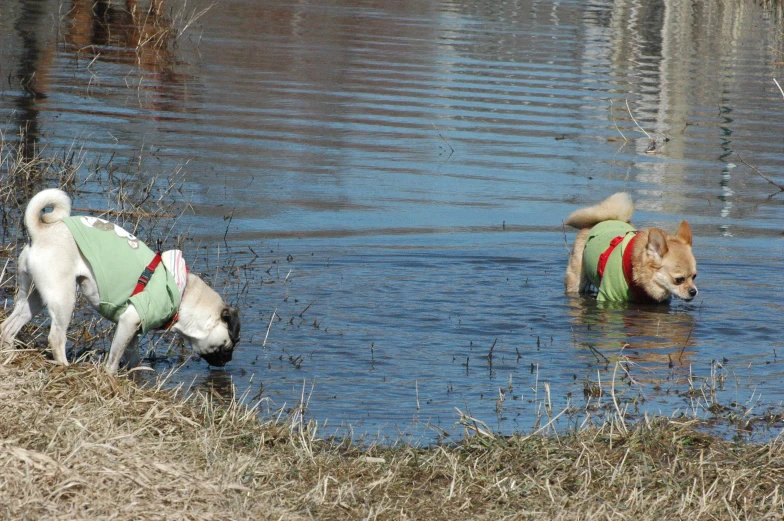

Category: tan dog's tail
[564, 192, 634, 229]
[24, 188, 72, 240]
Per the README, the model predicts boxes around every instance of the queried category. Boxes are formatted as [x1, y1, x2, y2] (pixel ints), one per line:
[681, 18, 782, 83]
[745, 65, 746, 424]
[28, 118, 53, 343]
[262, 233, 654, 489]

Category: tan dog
[0, 189, 240, 373]
[564, 192, 698, 303]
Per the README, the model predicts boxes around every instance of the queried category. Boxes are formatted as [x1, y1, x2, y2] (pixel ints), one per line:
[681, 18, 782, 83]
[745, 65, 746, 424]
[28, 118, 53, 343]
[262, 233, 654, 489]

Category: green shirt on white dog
[63, 216, 184, 333]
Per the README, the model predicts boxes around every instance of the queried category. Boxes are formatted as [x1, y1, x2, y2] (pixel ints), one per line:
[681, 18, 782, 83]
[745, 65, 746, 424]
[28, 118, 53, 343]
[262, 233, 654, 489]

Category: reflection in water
[6, 0, 189, 152]
[129, 358, 241, 405]
[66, 0, 171, 68]
[583, 0, 784, 220]
[189, 369, 238, 401]
[566, 296, 697, 379]
[12, 0, 53, 161]
[63, 0, 186, 112]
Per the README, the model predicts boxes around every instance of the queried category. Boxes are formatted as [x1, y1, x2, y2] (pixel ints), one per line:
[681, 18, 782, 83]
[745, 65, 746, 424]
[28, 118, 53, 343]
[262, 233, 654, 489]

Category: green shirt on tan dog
[582, 220, 637, 302]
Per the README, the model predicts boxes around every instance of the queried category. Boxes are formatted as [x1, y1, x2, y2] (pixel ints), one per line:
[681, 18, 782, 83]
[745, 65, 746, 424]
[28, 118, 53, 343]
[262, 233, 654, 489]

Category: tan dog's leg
[565, 228, 590, 294]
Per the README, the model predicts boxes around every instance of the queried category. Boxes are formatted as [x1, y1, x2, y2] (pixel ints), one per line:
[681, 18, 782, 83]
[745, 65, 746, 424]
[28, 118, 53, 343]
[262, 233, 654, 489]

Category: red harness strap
[621, 233, 657, 304]
[131, 252, 179, 329]
[132, 252, 162, 296]
[596, 235, 624, 279]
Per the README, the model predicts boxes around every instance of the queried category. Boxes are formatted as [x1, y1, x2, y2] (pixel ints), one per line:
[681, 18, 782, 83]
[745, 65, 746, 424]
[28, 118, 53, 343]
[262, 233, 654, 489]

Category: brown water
[3, 0, 784, 441]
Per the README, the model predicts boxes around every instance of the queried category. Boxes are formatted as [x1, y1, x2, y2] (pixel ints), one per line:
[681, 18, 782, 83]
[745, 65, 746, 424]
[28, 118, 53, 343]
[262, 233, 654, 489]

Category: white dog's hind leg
[105, 306, 142, 374]
[38, 281, 77, 366]
[0, 266, 44, 349]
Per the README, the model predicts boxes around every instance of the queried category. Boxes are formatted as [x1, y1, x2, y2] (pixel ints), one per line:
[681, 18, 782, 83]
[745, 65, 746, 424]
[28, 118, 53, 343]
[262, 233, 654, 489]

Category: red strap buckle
[132, 251, 162, 296]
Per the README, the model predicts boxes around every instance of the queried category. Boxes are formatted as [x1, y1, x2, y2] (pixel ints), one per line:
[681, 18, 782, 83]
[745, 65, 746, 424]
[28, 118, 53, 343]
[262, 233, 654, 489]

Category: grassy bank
[0, 349, 782, 520]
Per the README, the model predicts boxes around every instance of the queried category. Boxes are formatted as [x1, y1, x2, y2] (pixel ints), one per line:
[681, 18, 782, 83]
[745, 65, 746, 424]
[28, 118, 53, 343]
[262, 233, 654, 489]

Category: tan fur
[564, 192, 698, 302]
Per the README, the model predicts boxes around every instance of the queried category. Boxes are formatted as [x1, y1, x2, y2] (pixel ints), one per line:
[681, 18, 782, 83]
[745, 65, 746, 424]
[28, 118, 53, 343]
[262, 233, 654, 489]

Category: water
[2, 0, 784, 442]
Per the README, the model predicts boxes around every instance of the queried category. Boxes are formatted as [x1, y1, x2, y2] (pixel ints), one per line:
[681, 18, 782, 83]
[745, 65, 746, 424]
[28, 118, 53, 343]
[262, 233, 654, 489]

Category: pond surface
[3, 0, 784, 442]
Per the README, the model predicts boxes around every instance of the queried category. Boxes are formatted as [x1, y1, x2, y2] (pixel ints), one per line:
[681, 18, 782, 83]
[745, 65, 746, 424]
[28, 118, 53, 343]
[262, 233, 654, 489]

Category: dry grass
[0, 349, 270, 520]
[1, 348, 784, 520]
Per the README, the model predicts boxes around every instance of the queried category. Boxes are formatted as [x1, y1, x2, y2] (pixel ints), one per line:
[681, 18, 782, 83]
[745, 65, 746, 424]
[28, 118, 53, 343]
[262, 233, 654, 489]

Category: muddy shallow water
[3, 0, 784, 441]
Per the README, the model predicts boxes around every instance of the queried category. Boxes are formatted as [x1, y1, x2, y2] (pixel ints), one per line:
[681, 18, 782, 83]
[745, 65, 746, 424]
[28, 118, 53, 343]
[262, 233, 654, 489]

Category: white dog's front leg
[105, 306, 142, 374]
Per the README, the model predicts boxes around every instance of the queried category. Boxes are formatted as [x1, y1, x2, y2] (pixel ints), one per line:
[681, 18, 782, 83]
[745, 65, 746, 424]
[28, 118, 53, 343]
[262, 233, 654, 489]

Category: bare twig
[775, 78, 784, 99]
[299, 301, 314, 318]
[487, 338, 497, 364]
[587, 344, 609, 364]
[625, 99, 653, 141]
[737, 153, 784, 191]
[562, 221, 572, 256]
[262, 307, 277, 348]
[223, 207, 235, 249]
[610, 100, 627, 141]
[677, 322, 697, 364]
[431, 122, 454, 157]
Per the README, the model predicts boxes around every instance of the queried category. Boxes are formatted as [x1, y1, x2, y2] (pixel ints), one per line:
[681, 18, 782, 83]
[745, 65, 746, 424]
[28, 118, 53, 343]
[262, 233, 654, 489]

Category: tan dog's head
[172, 273, 241, 367]
[637, 221, 698, 302]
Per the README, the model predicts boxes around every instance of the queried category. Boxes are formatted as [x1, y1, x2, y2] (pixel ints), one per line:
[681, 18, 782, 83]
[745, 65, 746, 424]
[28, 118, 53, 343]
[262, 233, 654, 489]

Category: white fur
[1, 189, 238, 373]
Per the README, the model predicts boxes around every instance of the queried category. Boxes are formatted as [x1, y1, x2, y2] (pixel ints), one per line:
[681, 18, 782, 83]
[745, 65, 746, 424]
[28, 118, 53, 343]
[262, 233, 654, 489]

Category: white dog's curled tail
[24, 188, 72, 239]
[564, 192, 634, 229]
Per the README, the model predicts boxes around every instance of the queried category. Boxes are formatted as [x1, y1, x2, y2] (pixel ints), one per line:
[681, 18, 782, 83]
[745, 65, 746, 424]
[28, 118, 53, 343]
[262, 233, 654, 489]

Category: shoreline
[1, 349, 782, 520]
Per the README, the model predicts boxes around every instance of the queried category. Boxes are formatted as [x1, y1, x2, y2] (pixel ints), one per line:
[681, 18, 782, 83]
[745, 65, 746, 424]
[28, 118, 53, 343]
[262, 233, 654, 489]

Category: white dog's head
[172, 274, 240, 367]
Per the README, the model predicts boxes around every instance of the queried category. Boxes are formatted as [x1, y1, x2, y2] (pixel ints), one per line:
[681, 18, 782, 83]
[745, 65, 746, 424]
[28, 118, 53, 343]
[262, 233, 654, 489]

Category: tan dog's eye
[692, 274, 697, 281]
[674, 277, 685, 285]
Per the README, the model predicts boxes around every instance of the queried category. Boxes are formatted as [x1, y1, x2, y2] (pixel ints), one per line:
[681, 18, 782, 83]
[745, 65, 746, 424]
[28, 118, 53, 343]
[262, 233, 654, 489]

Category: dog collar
[162, 312, 179, 330]
[621, 233, 657, 304]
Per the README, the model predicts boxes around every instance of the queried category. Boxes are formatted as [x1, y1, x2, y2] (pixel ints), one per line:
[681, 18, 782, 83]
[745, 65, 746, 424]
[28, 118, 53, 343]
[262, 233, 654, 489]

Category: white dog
[0, 188, 240, 373]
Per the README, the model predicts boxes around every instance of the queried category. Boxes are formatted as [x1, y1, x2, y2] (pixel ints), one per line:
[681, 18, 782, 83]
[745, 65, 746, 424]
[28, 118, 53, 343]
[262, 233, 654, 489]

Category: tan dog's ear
[675, 220, 692, 245]
[646, 228, 668, 262]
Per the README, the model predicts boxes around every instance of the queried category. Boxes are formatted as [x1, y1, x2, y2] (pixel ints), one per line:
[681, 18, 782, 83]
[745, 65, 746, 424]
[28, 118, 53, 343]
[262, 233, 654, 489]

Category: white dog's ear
[222, 307, 241, 345]
[645, 228, 668, 263]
